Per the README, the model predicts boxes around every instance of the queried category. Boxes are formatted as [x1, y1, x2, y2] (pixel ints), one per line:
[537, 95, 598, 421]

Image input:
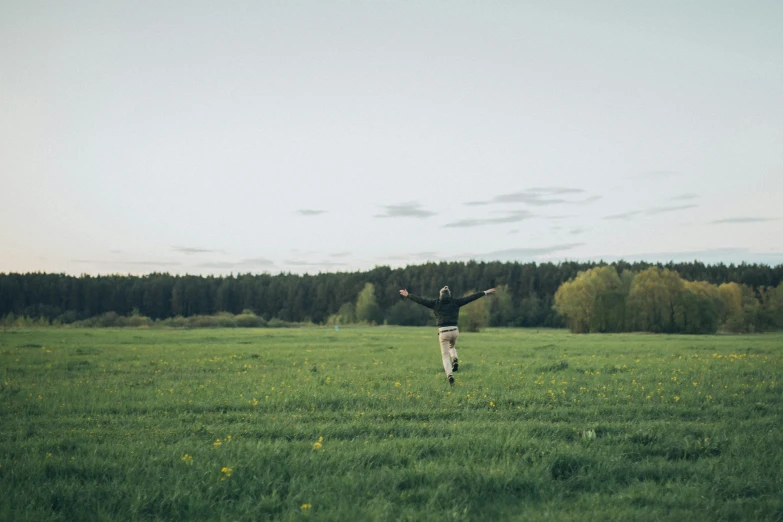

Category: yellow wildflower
[181, 454, 193, 463]
[301, 504, 312, 510]
[213, 439, 222, 447]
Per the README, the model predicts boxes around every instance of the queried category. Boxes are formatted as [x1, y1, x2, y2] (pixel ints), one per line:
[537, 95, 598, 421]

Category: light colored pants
[438, 327, 459, 376]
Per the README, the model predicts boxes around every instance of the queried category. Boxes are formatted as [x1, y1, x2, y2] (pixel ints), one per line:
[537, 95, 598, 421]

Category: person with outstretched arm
[399, 285, 495, 384]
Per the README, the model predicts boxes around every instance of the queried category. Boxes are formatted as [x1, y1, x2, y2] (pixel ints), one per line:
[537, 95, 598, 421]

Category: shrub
[161, 316, 188, 328]
[187, 314, 234, 328]
[267, 317, 290, 328]
[124, 314, 154, 328]
[235, 312, 267, 328]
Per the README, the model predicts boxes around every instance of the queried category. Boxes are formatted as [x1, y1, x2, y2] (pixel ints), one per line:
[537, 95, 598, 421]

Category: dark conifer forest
[1, 261, 781, 328]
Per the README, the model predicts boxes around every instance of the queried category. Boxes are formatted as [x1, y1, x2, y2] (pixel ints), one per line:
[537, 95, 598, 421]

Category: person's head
[439, 286, 451, 299]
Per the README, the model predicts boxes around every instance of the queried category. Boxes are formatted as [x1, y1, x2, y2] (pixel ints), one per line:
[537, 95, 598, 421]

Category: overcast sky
[2, 1, 782, 276]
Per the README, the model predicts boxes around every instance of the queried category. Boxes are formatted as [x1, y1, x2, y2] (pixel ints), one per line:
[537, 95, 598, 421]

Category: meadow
[1, 327, 781, 521]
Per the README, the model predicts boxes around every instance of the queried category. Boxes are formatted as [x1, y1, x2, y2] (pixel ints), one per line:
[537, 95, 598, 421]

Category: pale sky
[2, 1, 782, 276]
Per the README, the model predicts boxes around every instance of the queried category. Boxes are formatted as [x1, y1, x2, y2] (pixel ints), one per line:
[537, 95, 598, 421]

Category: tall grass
[1, 327, 781, 521]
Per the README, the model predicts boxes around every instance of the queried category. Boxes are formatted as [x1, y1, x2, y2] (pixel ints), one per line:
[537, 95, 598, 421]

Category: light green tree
[459, 289, 490, 332]
[717, 282, 744, 331]
[337, 302, 357, 324]
[355, 283, 382, 324]
[554, 266, 626, 333]
[554, 273, 592, 333]
[627, 267, 684, 333]
[5, 312, 16, 329]
[490, 284, 515, 326]
[677, 280, 721, 333]
[765, 282, 783, 329]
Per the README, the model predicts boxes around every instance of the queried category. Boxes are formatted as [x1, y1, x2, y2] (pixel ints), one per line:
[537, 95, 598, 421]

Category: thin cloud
[444, 211, 534, 228]
[387, 251, 440, 262]
[173, 246, 224, 255]
[375, 202, 435, 218]
[329, 251, 351, 257]
[411, 251, 438, 259]
[527, 187, 586, 195]
[603, 211, 643, 220]
[297, 209, 327, 216]
[573, 195, 602, 205]
[711, 217, 777, 224]
[470, 243, 585, 260]
[465, 187, 595, 207]
[127, 261, 181, 266]
[645, 204, 698, 215]
[497, 193, 566, 205]
[284, 260, 347, 267]
[569, 228, 587, 235]
[74, 260, 181, 266]
[466, 192, 567, 207]
[198, 258, 274, 269]
[199, 262, 244, 269]
[242, 257, 275, 265]
[604, 204, 697, 220]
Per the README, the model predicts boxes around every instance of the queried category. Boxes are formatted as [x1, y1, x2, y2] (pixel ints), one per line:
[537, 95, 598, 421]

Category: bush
[57, 310, 81, 324]
[267, 317, 290, 328]
[124, 314, 154, 328]
[187, 314, 236, 328]
[235, 312, 267, 328]
[99, 311, 121, 327]
[72, 311, 154, 328]
[6, 310, 292, 329]
[160, 315, 188, 328]
[216, 312, 237, 327]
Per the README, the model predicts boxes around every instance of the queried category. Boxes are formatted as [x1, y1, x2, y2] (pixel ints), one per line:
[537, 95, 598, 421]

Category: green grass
[1, 327, 781, 521]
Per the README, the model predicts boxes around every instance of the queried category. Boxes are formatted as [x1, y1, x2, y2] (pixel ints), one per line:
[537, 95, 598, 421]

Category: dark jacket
[406, 291, 487, 327]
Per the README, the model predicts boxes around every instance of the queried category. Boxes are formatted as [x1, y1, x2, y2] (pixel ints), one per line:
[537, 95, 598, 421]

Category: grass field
[1, 327, 781, 521]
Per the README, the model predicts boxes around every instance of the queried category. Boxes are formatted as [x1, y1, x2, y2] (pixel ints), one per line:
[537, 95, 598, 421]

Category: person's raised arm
[455, 288, 495, 307]
[400, 289, 436, 309]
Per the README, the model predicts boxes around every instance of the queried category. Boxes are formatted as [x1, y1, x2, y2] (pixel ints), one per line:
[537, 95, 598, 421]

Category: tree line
[0, 260, 781, 329]
[554, 266, 783, 334]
